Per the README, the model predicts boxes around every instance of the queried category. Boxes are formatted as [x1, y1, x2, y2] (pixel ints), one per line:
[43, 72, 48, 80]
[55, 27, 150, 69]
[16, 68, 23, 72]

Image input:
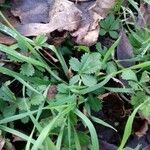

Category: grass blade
[75, 109, 99, 150]
[118, 98, 150, 150]
[91, 116, 117, 132]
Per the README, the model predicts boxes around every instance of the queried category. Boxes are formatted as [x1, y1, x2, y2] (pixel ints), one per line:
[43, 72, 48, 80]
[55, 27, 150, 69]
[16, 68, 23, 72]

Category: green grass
[0, 1, 150, 149]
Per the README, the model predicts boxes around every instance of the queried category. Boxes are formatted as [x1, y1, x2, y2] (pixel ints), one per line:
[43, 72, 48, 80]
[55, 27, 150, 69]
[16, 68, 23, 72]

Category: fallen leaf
[117, 30, 135, 68]
[11, 0, 115, 46]
[137, 2, 150, 28]
[13, 0, 81, 36]
[100, 140, 117, 150]
[135, 120, 149, 138]
[0, 0, 5, 4]
[0, 137, 5, 150]
[47, 85, 57, 99]
[11, 0, 51, 24]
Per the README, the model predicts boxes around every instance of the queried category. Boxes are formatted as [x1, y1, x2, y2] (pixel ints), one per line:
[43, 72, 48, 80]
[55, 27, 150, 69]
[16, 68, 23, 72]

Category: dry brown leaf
[13, 0, 81, 36]
[117, 30, 135, 68]
[0, 0, 5, 4]
[135, 120, 149, 138]
[11, 0, 115, 46]
[137, 2, 150, 28]
[47, 85, 57, 100]
[0, 137, 5, 150]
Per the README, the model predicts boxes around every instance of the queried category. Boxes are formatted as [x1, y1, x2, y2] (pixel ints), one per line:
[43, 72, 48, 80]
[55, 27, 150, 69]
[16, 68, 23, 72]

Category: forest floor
[0, 0, 150, 150]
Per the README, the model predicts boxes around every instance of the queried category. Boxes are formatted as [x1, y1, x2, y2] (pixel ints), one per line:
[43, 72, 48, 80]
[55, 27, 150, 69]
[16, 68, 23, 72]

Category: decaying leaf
[10, 0, 115, 46]
[135, 120, 149, 138]
[0, 137, 5, 150]
[0, 0, 5, 4]
[47, 85, 57, 99]
[12, 0, 82, 37]
[137, 2, 150, 28]
[117, 30, 135, 68]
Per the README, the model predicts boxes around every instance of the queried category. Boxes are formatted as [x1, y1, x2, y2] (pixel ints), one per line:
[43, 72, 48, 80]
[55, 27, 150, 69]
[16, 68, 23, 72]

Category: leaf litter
[9, 0, 116, 46]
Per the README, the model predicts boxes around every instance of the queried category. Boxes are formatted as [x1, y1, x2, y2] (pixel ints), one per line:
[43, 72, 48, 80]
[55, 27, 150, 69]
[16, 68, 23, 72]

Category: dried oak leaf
[11, 0, 115, 46]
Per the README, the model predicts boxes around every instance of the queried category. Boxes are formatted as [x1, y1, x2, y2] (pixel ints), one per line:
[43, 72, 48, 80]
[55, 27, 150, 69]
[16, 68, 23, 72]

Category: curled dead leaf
[135, 120, 149, 138]
[10, 0, 115, 46]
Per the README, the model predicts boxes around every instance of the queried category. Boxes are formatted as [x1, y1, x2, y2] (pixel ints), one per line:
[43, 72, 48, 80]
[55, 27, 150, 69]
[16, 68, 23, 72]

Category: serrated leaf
[79, 53, 101, 74]
[57, 84, 69, 94]
[7, 55, 23, 62]
[3, 105, 16, 118]
[30, 94, 45, 105]
[140, 71, 150, 83]
[109, 31, 118, 39]
[81, 75, 97, 86]
[20, 63, 35, 77]
[17, 98, 31, 110]
[77, 132, 90, 146]
[0, 85, 16, 102]
[88, 95, 102, 112]
[121, 69, 137, 81]
[100, 29, 106, 36]
[69, 75, 80, 85]
[106, 61, 117, 74]
[131, 92, 150, 116]
[131, 92, 146, 108]
[69, 57, 80, 72]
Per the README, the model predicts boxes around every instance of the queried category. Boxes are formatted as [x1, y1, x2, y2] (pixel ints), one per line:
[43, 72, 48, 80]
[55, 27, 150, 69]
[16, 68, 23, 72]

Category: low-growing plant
[99, 14, 120, 39]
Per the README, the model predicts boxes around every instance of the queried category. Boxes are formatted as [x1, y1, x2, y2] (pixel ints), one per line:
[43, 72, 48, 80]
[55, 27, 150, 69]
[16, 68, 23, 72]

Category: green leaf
[106, 61, 117, 74]
[69, 57, 81, 72]
[17, 98, 31, 110]
[110, 19, 120, 30]
[121, 69, 137, 81]
[74, 45, 90, 53]
[20, 63, 35, 77]
[75, 109, 99, 150]
[118, 97, 150, 150]
[80, 53, 101, 74]
[31, 105, 74, 150]
[102, 37, 120, 63]
[109, 31, 119, 39]
[87, 95, 102, 112]
[0, 85, 16, 102]
[81, 75, 97, 86]
[30, 93, 45, 106]
[77, 132, 90, 146]
[57, 84, 69, 94]
[140, 71, 150, 83]
[34, 34, 47, 47]
[91, 116, 117, 131]
[3, 105, 16, 118]
[69, 75, 80, 85]
[100, 29, 107, 36]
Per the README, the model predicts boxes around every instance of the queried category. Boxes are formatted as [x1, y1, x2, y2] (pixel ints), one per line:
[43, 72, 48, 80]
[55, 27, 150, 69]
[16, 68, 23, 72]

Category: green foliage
[87, 95, 102, 112]
[100, 14, 120, 39]
[20, 63, 35, 77]
[1, 3, 150, 149]
[69, 53, 101, 86]
[131, 92, 150, 116]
